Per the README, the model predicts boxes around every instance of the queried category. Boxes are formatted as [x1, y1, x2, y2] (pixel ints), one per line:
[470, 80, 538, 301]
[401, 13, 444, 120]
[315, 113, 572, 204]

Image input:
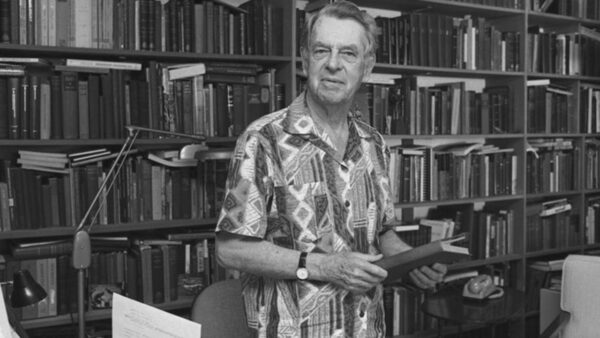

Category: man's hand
[318, 252, 388, 294]
[408, 263, 448, 290]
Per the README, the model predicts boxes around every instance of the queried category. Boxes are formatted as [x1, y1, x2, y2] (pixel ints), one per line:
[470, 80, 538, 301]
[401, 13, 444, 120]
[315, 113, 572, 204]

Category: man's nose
[326, 51, 342, 70]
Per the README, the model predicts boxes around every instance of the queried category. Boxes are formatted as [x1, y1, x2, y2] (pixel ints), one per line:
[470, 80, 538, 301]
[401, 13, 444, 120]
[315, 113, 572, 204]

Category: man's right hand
[314, 252, 388, 293]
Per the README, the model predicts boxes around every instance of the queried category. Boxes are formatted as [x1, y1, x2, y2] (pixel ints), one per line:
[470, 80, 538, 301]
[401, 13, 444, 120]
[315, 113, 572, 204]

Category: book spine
[60, 71, 79, 139]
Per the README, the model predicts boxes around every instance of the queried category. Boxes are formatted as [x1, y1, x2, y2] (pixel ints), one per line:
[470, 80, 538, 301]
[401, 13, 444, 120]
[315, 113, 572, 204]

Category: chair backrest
[560, 255, 600, 338]
[190, 278, 252, 338]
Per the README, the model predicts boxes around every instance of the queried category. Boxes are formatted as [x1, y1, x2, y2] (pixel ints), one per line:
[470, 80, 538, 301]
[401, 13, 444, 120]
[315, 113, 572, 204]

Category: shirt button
[345, 200, 350, 207]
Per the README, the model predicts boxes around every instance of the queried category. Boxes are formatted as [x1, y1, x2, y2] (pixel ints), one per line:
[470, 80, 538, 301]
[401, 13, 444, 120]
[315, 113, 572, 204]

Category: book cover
[375, 235, 470, 283]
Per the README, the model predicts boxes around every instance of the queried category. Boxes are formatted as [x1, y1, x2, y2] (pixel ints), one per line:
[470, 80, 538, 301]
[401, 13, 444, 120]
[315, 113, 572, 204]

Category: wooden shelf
[21, 296, 195, 330]
[0, 219, 218, 240]
[0, 44, 293, 65]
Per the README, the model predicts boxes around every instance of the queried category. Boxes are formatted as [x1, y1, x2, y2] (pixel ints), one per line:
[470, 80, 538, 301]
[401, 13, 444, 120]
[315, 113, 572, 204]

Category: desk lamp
[2, 270, 48, 338]
[72, 125, 206, 338]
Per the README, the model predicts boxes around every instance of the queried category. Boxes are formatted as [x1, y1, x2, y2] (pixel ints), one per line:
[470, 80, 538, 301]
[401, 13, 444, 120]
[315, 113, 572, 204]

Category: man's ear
[362, 54, 375, 81]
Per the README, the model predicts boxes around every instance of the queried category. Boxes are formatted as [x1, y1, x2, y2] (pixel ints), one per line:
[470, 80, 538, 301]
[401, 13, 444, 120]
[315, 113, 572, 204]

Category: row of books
[447, 0, 523, 9]
[0, 59, 282, 140]
[395, 206, 514, 260]
[585, 139, 600, 190]
[0, 152, 228, 231]
[527, 27, 600, 76]
[526, 139, 577, 194]
[372, 13, 520, 71]
[390, 142, 517, 203]
[471, 209, 515, 259]
[526, 198, 580, 252]
[0, 0, 284, 56]
[354, 78, 515, 137]
[1, 234, 225, 320]
[526, 80, 576, 134]
[531, 0, 600, 20]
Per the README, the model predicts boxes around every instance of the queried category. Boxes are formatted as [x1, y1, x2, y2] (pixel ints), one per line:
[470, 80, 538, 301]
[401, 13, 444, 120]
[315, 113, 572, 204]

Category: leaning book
[375, 234, 470, 283]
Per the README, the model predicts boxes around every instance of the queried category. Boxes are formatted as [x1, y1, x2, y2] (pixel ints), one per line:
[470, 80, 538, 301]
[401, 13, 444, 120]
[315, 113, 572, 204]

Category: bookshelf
[0, 0, 296, 336]
[0, 0, 599, 337]
[339, 0, 599, 337]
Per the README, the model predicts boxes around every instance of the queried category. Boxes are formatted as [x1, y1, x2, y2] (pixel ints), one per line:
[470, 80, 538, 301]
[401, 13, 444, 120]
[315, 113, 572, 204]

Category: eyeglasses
[309, 46, 362, 64]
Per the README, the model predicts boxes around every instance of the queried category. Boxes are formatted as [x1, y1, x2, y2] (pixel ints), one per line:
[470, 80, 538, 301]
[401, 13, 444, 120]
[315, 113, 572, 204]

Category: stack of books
[17, 148, 139, 173]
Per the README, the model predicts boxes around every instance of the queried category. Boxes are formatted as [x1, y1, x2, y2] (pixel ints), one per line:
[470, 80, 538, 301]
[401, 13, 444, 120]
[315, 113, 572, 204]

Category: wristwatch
[296, 251, 309, 280]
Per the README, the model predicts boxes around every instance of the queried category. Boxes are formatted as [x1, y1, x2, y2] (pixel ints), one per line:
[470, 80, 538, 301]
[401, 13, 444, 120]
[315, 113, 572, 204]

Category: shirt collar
[282, 91, 374, 140]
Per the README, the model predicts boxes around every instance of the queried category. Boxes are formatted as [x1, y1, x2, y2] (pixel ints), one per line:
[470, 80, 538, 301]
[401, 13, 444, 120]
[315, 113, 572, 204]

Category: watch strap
[298, 251, 307, 269]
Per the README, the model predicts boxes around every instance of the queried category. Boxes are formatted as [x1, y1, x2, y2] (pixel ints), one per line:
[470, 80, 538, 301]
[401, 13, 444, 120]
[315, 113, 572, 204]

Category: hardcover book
[375, 234, 470, 283]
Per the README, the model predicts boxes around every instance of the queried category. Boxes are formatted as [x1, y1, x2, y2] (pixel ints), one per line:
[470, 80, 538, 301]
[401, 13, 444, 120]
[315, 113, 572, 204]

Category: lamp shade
[10, 270, 47, 308]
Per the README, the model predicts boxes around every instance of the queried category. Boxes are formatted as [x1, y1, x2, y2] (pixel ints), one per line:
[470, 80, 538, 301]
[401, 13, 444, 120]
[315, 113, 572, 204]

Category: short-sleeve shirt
[216, 92, 396, 338]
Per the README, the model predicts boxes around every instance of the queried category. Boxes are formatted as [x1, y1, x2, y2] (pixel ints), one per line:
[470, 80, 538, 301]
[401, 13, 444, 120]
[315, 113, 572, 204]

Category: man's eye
[312, 49, 329, 58]
[340, 51, 358, 62]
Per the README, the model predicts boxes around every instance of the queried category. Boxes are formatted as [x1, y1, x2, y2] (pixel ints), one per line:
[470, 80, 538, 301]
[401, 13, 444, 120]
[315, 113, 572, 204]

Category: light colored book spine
[47, 0, 56, 46]
[39, 80, 52, 139]
[103, 0, 114, 49]
[19, 0, 26, 44]
[66, 58, 142, 71]
[36, 258, 49, 318]
[73, 0, 92, 47]
[47, 257, 57, 316]
[78, 80, 89, 139]
[91, 0, 98, 48]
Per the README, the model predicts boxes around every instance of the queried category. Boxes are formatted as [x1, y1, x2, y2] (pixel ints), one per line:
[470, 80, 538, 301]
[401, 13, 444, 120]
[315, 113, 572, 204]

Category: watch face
[296, 268, 309, 280]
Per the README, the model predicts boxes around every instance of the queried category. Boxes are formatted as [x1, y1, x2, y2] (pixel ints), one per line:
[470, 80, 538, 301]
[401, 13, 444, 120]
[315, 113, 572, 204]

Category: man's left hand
[408, 263, 447, 290]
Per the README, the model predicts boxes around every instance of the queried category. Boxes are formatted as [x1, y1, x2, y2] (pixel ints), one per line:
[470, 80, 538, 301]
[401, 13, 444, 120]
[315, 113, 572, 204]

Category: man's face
[303, 16, 374, 107]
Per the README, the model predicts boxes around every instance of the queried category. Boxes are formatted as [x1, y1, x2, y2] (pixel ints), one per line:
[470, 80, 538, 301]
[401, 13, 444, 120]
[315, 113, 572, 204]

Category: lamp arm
[71, 125, 204, 338]
[74, 128, 140, 234]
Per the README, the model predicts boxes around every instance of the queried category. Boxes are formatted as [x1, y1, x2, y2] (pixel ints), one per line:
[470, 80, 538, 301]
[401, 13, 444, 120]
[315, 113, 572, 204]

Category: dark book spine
[0, 0, 9, 43]
[182, 0, 192, 52]
[0, 78, 7, 138]
[60, 71, 79, 139]
[150, 246, 164, 304]
[29, 74, 40, 139]
[7, 77, 19, 139]
[49, 75, 62, 139]
[87, 75, 101, 139]
[20, 75, 29, 139]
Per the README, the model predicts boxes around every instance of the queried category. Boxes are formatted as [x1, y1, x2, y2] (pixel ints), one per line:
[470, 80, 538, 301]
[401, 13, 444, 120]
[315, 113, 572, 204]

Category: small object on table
[462, 274, 505, 300]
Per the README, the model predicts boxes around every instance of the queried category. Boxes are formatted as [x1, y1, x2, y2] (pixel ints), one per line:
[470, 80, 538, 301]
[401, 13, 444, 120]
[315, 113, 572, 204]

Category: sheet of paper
[112, 293, 201, 338]
[0, 289, 19, 338]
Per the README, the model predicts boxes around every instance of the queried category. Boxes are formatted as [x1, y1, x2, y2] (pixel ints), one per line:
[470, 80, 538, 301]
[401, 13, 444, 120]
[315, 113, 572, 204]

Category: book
[0, 57, 50, 65]
[375, 234, 470, 283]
[167, 63, 206, 80]
[147, 153, 197, 168]
[530, 259, 565, 271]
[65, 59, 142, 71]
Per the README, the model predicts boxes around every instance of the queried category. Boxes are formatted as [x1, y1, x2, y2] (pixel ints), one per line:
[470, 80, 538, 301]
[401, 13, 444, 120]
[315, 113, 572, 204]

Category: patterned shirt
[216, 92, 396, 338]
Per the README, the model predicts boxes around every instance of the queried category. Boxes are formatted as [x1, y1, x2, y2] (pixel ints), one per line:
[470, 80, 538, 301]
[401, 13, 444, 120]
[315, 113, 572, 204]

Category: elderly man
[215, 2, 447, 337]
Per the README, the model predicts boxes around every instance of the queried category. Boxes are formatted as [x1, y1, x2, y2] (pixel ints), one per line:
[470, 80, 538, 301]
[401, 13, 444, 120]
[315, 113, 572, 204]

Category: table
[421, 287, 524, 337]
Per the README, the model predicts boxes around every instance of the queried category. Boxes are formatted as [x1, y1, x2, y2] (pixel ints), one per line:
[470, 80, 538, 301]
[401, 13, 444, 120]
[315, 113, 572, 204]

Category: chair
[190, 278, 253, 338]
[540, 255, 600, 338]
